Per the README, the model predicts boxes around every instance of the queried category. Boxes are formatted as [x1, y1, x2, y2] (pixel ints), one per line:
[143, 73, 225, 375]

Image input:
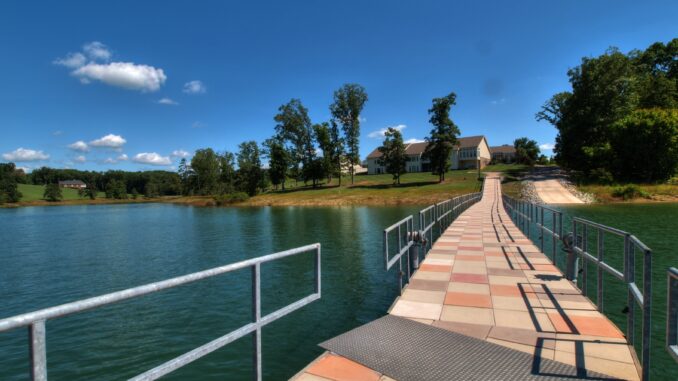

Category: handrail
[0, 243, 322, 381]
[384, 191, 482, 294]
[668, 267, 678, 363]
[503, 195, 657, 381]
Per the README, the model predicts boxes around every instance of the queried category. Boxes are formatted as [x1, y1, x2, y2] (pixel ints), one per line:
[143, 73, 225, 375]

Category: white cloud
[73, 62, 166, 92]
[90, 134, 127, 149]
[104, 157, 117, 164]
[171, 149, 190, 158]
[539, 143, 555, 150]
[74, 155, 86, 163]
[16, 166, 31, 173]
[68, 140, 89, 152]
[53, 52, 87, 68]
[52, 130, 63, 136]
[183, 80, 206, 94]
[157, 97, 178, 105]
[404, 138, 426, 144]
[368, 124, 406, 139]
[2, 148, 50, 162]
[490, 98, 506, 105]
[133, 152, 171, 166]
[83, 41, 111, 61]
[191, 121, 205, 129]
[117, 153, 128, 161]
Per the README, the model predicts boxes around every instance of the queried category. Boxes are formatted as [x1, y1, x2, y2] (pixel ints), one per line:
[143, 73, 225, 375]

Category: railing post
[29, 320, 47, 381]
[597, 229, 604, 312]
[252, 264, 262, 381]
[641, 248, 651, 381]
[540, 207, 545, 253]
[626, 236, 636, 346]
[551, 211, 557, 263]
[582, 224, 588, 296]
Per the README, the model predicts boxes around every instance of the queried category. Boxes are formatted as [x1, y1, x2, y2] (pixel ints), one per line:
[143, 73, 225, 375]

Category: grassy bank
[578, 183, 678, 202]
[5, 165, 533, 208]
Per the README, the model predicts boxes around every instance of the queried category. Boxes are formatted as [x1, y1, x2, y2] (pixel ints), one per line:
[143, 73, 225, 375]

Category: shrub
[611, 185, 649, 200]
[213, 192, 249, 206]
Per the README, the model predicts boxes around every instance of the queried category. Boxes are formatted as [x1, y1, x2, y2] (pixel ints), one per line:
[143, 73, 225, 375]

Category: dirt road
[533, 178, 584, 204]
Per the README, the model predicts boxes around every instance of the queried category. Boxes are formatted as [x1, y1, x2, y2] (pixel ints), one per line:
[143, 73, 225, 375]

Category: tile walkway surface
[292, 174, 639, 381]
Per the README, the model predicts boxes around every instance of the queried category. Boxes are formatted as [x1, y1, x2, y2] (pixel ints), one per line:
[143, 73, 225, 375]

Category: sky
[1, 1, 676, 172]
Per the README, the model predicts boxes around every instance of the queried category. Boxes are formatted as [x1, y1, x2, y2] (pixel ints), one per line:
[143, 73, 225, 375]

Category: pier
[293, 174, 641, 380]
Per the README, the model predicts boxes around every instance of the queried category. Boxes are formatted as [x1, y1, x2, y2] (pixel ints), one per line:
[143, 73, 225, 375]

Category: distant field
[17, 184, 105, 202]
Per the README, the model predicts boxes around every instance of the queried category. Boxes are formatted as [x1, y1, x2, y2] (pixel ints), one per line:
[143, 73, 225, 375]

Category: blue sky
[1, 1, 676, 172]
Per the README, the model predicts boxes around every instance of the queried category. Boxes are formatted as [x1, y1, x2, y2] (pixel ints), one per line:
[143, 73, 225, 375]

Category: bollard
[562, 233, 579, 281]
[407, 230, 427, 271]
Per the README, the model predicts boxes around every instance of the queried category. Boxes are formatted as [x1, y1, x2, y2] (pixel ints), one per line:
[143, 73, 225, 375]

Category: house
[58, 180, 86, 189]
[366, 135, 492, 175]
[490, 144, 517, 163]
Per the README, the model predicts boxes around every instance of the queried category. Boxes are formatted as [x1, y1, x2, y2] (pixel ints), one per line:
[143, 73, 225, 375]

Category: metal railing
[668, 267, 678, 363]
[0, 243, 322, 381]
[502, 195, 657, 380]
[384, 192, 482, 293]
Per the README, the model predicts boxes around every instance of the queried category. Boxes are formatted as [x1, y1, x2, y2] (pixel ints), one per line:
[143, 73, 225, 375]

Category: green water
[0, 204, 420, 380]
[553, 203, 678, 380]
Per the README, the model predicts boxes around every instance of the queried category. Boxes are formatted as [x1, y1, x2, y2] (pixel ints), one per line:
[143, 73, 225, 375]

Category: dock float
[292, 174, 640, 381]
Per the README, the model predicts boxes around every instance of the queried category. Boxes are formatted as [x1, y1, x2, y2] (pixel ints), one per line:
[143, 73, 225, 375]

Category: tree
[330, 84, 368, 184]
[514, 137, 540, 165]
[263, 137, 290, 190]
[83, 184, 97, 200]
[0, 163, 22, 203]
[313, 122, 343, 185]
[191, 148, 221, 195]
[274, 99, 314, 186]
[236, 141, 264, 196]
[178, 158, 194, 195]
[423, 92, 460, 182]
[144, 181, 160, 198]
[105, 179, 128, 199]
[218, 152, 237, 193]
[610, 109, 678, 182]
[378, 127, 408, 184]
[43, 183, 62, 202]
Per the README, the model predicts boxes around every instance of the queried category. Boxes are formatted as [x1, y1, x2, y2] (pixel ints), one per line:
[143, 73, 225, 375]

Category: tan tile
[406, 317, 434, 325]
[401, 289, 446, 304]
[493, 309, 535, 330]
[489, 275, 527, 285]
[447, 282, 490, 295]
[553, 351, 640, 381]
[432, 320, 492, 340]
[411, 270, 449, 281]
[295, 373, 334, 381]
[440, 305, 495, 325]
[390, 300, 442, 320]
[306, 354, 381, 381]
[379, 376, 397, 381]
[491, 296, 528, 311]
[487, 338, 555, 360]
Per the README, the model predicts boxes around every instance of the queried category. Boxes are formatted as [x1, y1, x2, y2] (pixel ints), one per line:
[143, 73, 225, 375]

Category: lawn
[578, 182, 678, 202]
[14, 184, 111, 204]
[240, 169, 488, 206]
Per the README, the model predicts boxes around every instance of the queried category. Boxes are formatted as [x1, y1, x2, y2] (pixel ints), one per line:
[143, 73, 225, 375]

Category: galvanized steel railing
[384, 192, 481, 293]
[668, 267, 678, 363]
[0, 243, 322, 381]
[502, 195, 656, 380]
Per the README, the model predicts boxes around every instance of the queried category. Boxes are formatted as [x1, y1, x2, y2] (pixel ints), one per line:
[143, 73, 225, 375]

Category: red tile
[533, 264, 559, 272]
[445, 292, 492, 308]
[490, 284, 522, 297]
[547, 313, 574, 333]
[569, 316, 625, 338]
[307, 354, 381, 381]
[450, 273, 488, 284]
[419, 264, 452, 273]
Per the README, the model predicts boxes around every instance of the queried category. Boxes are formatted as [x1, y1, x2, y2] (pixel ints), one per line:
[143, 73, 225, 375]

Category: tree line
[179, 83, 368, 196]
[537, 38, 678, 183]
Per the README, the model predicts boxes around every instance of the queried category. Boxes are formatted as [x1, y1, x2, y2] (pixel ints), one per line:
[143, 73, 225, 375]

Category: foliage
[105, 179, 128, 199]
[610, 108, 678, 182]
[43, 183, 63, 202]
[330, 83, 368, 184]
[513, 137, 540, 165]
[190, 148, 221, 195]
[213, 192, 249, 206]
[424, 92, 460, 182]
[536, 38, 678, 182]
[314, 122, 343, 184]
[83, 184, 97, 200]
[236, 141, 264, 196]
[274, 99, 316, 185]
[378, 127, 408, 184]
[262, 137, 290, 190]
[611, 185, 649, 200]
[0, 163, 22, 203]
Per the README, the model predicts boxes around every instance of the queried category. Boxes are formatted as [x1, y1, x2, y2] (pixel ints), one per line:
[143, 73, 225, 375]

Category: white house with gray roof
[365, 135, 491, 175]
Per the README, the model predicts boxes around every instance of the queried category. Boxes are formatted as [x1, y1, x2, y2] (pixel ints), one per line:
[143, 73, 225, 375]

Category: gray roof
[367, 135, 487, 159]
[58, 180, 86, 185]
[490, 145, 516, 154]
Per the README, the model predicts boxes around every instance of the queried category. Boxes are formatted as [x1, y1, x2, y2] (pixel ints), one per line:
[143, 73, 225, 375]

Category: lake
[0, 204, 419, 380]
[1, 202, 677, 380]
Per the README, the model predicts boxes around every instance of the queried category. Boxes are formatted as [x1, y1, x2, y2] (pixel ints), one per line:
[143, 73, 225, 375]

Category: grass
[578, 183, 678, 202]
[487, 164, 531, 199]
[4, 184, 155, 207]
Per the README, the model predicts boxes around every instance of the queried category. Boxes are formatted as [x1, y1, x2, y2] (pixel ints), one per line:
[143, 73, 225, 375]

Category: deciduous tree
[514, 137, 540, 165]
[330, 84, 368, 184]
[43, 183, 63, 202]
[424, 92, 460, 182]
[378, 127, 408, 184]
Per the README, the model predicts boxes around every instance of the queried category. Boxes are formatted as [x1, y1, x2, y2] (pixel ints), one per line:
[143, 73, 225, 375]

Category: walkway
[291, 174, 638, 381]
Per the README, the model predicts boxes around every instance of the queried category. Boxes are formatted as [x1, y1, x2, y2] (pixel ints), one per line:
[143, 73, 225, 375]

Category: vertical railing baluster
[252, 264, 262, 381]
[551, 211, 557, 264]
[597, 228, 604, 312]
[540, 207, 545, 253]
[29, 320, 47, 381]
[582, 224, 588, 296]
[641, 248, 652, 381]
[626, 236, 636, 346]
